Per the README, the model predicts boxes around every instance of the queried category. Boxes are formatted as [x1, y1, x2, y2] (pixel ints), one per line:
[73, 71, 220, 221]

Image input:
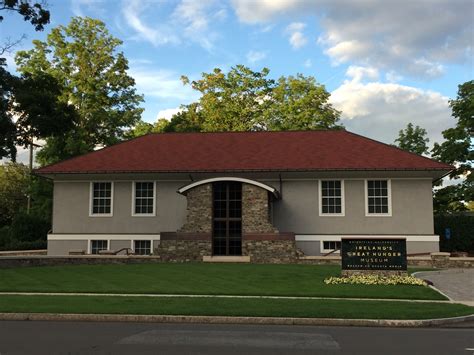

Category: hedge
[435, 214, 474, 253]
[0, 213, 49, 251]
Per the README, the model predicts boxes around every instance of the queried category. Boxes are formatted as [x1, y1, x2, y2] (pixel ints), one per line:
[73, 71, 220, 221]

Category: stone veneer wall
[242, 184, 277, 234]
[158, 181, 303, 263]
[156, 240, 212, 262]
[178, 184, 212, 233]
[243, 240, 301, 263]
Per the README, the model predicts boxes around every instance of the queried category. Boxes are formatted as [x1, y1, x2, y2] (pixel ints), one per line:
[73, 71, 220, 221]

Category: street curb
[0, 313, 473, 328]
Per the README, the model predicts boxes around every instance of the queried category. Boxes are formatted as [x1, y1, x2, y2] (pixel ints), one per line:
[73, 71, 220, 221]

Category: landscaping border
[0, 312, 473, 327]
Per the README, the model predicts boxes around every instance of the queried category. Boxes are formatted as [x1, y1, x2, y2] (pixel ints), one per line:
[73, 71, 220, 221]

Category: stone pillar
[242, 183, 277, 234]
[431, 252, 451, 269]
[178, 184, 212, 233]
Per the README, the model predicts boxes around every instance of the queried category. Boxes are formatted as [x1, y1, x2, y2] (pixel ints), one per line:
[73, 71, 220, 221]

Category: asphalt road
[0, 321, 473, 355]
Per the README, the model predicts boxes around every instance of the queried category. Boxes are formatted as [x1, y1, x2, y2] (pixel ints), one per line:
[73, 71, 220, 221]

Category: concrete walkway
[414, 269, 474, 306]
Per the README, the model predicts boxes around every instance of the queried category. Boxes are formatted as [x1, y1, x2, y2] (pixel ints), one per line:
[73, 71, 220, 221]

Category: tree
[0, 0, 50, 54]
[0, 162, 29, 226]
[0, 60, 16, 160]
[266, 74, 342, 130]
[0, 0, 51, 161]
[125, 118, 171, 138]
[394, 123, 429, 155]
[0, 0, 50, 31]
[15, 16, 143, 164]
[170, 65, 341, 132]
[432, 80, 473, 213]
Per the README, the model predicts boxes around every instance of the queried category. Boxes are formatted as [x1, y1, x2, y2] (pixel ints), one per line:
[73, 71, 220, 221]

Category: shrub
[435, 214, 474, 253]
[8, 212, 50, 243]
[324, 275, 427, 286]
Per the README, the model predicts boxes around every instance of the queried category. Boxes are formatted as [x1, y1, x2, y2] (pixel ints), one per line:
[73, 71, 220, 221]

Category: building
[35, 130, 452, 262]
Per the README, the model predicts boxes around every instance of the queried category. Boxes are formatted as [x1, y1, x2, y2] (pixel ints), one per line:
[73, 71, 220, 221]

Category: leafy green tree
[0, 0, 50, 54]
[394, 123, 429, 155]
[0, 162, 29, 226]
[15, 16, 143, 164]
[126, 118, 171, 138]
[0, 60, 16, 160]
[266, 74, 342, 130]
[171, 65, 341, 132]
[0, 0, 50, 31]
[432, 80, 473, 214]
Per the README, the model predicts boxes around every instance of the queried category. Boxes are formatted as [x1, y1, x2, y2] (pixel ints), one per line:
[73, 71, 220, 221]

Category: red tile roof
[35, 130, 452, 174]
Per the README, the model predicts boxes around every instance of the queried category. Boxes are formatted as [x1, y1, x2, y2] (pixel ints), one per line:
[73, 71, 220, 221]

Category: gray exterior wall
[272, 179, 434, 235]
[51, 177, 434, 236]
[53, 180, 187, 234]
[48, 240, 87, 255]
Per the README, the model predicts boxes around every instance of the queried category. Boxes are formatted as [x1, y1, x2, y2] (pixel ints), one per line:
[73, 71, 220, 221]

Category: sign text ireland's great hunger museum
[341, 238, 407, 271]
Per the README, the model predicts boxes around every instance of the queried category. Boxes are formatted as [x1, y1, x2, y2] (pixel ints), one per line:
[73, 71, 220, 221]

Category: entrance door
[212, 181, 242, 256]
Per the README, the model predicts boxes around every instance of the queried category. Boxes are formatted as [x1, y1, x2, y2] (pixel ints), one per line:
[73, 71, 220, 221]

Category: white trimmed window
[90, 240, 108, 254]
[132, 182, 156, 216]
[366, 180, 392, 216]
[322, 241, 341, 253]
[134, 240, 151, 255]
[90, 182, 113, 216]
[319, 180, 344, 216]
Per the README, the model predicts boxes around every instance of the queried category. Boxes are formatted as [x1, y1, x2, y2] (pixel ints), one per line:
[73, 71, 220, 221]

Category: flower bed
[324, 275, 427, 286]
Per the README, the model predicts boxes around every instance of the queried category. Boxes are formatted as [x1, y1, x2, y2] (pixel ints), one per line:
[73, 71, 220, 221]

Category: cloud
[345, 65, 379, 83]
[156, 107, 183, 120]
[231, 0, 473, 78]
[285, 22, 308, 49]
[330, 68, 453, 146]
[304, 58, 312, 68]
[129, 67, 198, 102]
[246, 50, 267, 63]
[122, 0, 224, 51]
[71, 0, 107, 17]
[122, 1, 180, 46]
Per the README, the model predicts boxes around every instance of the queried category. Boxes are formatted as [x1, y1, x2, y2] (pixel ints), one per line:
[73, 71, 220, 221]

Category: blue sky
[2, 0, 473, 152]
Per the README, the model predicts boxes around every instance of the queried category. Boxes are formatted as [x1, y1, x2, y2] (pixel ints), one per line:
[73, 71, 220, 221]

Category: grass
[0, 263, 445, 300]
[0, 295, 471, 320]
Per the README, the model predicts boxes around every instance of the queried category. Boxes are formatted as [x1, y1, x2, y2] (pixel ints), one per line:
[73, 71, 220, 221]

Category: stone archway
[158, 178, 300, 263]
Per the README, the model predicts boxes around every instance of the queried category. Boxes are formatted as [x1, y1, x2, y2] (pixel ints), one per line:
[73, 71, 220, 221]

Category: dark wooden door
[212, 181, 242, 256]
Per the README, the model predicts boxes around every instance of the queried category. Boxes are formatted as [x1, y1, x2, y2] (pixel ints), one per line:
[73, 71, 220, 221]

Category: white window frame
[131, 181, 156, 217]
[132, 239, 153, 255]
[89, 182, 114, 217]
[365, 179, 392, 217]
[89, 239, 109, 254]
[320, 240, 342, 254]
[319, 179, 345, 216]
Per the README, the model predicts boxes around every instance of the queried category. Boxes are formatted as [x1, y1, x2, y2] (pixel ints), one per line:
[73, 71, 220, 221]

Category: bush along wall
[435, 214, 474, 254]
[0, 213, 49, 251]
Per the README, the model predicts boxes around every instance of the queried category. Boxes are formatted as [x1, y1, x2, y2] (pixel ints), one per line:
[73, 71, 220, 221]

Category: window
[366, 180, 391, 215]
[90, 182, 113, 216]
[320, 180, 344, 215]
[133, 182, 155, 216]
[323, 241, 341, 252]
[90, 240, 108, 254]
[134, 240, 151, 255]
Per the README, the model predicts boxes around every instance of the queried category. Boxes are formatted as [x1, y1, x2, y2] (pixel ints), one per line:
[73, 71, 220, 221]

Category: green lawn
[0, 264, 445, 300]
[0, 295, 471, 320]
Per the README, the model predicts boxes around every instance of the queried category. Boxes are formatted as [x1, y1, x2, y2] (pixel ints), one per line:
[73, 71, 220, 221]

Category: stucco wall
[52, 177, 435, 236]
[52, 181, 187, 234]
[272, 179, 434, 235]
[48, 240, 87, 256]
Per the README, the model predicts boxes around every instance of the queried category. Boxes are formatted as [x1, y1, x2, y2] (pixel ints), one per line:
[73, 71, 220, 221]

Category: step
[202, 255, 251, 263]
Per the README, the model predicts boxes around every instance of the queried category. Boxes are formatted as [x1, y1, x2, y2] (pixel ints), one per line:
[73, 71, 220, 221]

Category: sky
[2, 0, 473, 163]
